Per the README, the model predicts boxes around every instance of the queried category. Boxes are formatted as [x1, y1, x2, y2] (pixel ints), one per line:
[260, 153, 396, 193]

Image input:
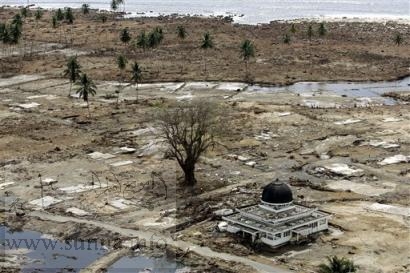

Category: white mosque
[222, 181, 330, 247]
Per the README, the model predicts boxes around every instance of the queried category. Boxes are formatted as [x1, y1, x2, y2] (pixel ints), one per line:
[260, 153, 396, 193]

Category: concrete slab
[29, 196, 63, 210]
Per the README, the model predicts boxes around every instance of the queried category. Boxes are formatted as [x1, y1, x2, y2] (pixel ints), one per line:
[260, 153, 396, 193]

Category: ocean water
[2, 0, 409, 24]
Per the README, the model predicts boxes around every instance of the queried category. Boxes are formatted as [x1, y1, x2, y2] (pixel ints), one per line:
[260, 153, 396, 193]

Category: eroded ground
[0, 73, 409, 273]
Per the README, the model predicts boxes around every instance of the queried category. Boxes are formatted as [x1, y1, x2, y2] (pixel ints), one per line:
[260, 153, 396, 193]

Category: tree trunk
[116, 91, 119, 107]
[182, 163, 196, 186]
[68, 81, 72, 97]
[87, 100, 91, 118]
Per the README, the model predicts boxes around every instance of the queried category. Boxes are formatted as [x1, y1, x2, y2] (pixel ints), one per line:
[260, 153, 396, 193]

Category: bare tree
[158, 101, 224, 186]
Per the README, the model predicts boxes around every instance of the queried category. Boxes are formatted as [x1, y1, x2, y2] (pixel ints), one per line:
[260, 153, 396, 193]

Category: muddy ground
[0, 74, 409, 273]
[1, 7, 410, 273]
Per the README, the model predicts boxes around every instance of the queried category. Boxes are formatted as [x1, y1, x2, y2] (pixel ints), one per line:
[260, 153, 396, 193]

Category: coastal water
[2, 0, 409, 24]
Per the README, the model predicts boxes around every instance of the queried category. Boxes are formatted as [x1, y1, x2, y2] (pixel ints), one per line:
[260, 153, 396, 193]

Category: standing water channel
[245, 76, 410, 106]
[1, 225, 181, 273]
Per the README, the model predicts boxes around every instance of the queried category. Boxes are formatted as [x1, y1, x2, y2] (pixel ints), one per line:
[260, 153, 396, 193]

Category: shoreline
[1, 4, 410, 26]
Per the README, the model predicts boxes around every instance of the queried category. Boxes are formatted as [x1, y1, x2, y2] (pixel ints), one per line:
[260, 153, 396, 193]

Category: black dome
[261, 182, 293, 204]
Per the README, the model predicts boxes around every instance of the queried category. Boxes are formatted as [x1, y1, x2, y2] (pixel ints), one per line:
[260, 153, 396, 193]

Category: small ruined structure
[223, 181, 330, 247]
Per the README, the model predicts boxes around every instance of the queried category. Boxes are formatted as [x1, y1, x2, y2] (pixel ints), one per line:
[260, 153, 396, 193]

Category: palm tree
[154, 27, 164, 42]
[63, 56, 81, 97]
[147, 27, 164, 48]
[12, 14, 23, 30]
[99, 14, 108, 23]
[200, 32, 214, 74]
[318, 256, 357, 273]
[176, 25, 187, 40]
[9, 23, 22, 44]
[307, 25, 313, 41]
[34, 9, 43, 28]
[1, 24, 10, 44]
[0, 23, 6, 41]
[52, 15, 58, 29]
[116, 55, 127, 106]
[318, 22, 327, 37]
[20, 7, 29, 18]
[56, 8, 64, 21]
[65, 8, 75, 24]
[116, 0, 125, 12]
[290, 23, 297, 34]
[81, 4, 90, 15]
[76, 73, 97, 118]
[134, 30, 148, 51]
[120, 28, 131, 47]
[131, 62, 142, 102]
[111, 0, 118, 12]
[394, 33, 403, 46]
[283, 33, 291, 44]
[240, 39, 255, 77]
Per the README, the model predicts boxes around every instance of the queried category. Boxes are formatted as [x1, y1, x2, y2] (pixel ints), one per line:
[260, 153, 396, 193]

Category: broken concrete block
[88, 151, 116, 160]
[17, 102, 41, 109]
[110, 160, 133, 167]
[0, 181, 15, 189]
[59, 184, 106, 194]
[214, 209, 234, 216]
[66, 207, 91, 216]
[42, 178, 58, 186]
[278, 112, 291, 117]
[245, 161, 257, 167]
[109, 198, 134, 210]
[118, 147, 136, 154]
[367, 141, 400, 149]
[237, 156, 249, 162]
[217, 221, 228, 232]
[383, 117, 402, 123]
[378, 154, 409, 166]
[29, 196, 62, 210]
[320, 153, 331, 160]
[321, 163, 363, 177]
[334, 119, 362, 125]
[367, 203, 410, 217]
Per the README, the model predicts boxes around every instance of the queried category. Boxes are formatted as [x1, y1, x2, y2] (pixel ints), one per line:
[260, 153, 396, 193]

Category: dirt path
[29, 210, 291, 273]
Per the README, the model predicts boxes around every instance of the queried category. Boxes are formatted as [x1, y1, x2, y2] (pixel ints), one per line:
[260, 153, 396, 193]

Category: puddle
[126, 78, 410, 106]
[107, 255, 183, 273]
[246, 77, 410, 105]
[1, 225, 107, 273]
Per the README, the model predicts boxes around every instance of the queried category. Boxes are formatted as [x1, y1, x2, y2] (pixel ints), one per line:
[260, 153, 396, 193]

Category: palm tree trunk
[136, 83, 139, 103]
[87, 100, 91, 118]
[203, 55, 207, 76]
[116, 90, 120, 107]
[68, 82, 72, 97]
